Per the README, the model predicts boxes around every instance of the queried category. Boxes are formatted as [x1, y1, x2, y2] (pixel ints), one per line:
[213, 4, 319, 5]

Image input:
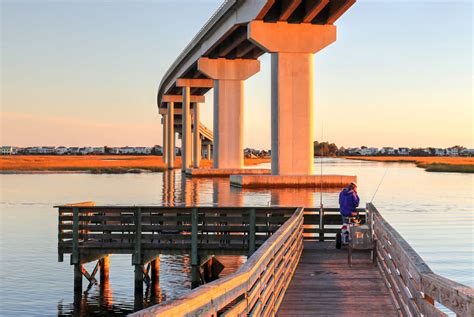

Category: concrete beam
[198, 58, 260, 81]
[303, 0, 329, 23]
[280, 0, 302, 21]
[163, 95, 205, 103]
[176, 78, 214, 88]
[198, 58, 260, 169]
[248, 21, 336, 54]
[327, 0, 356, 24]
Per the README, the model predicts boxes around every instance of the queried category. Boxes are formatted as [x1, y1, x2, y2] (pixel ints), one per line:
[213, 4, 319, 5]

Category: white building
[445, 147, 459, 156]
[0, 146, 16, 155]
[55, 146, 68, 155]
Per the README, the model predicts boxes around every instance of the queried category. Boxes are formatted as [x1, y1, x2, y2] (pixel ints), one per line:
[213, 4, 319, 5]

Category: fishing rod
[370, 168, 388, 203]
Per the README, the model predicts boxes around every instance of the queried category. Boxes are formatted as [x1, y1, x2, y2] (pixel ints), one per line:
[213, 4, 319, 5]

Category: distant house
[55, 146, 68, 155]
[380, 147, 396, 155]
[68, 147, 80, 155]
[0, 146, 16, 155]
[460, 149, 474, 157]
[134, 147, 152, 155]
[445, 147, 459, 156]
[434, 148, 445, 156]
[92, 147, 105, 154]
[398, 148, 410, 156]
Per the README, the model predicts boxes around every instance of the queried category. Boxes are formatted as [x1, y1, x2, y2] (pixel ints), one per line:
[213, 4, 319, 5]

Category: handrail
[367, 203, 473, 317]
[131, 207, 304, 316]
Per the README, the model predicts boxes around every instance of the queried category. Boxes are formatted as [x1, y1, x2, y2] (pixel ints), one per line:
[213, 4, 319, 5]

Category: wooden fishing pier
[57, 203, 473, 316]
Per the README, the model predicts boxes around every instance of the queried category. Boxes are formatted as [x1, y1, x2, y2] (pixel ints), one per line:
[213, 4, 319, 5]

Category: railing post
[133, 208, 143, 303]
[72, 207, 80, 265]
[191, 208, 198, 266]
[319, 205, 324, 242]
[249, 208, 256, 256]
[133, 208, 142, 265]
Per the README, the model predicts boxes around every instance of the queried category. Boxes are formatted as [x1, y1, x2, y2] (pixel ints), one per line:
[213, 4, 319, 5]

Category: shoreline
[0, 155, 271, 174]
[343, 156, 474, 173]
[1, 155, 472, 174]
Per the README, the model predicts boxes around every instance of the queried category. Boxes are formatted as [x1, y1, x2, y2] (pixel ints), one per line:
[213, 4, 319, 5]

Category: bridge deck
[278, 241, 398, 317]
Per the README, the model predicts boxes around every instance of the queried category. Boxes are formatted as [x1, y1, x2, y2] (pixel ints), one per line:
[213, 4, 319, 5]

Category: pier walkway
[57, 204, 473, 316]
[278, 242, 397, 317]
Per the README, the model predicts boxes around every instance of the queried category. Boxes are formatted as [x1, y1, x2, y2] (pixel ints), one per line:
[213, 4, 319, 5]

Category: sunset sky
[1, 0, 472, 149]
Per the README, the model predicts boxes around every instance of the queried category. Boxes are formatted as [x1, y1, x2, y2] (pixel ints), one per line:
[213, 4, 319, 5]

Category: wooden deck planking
[277, 241, 398, 317]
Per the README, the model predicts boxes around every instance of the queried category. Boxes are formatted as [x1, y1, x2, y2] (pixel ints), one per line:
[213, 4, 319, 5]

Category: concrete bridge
[158, 0, 357, 187]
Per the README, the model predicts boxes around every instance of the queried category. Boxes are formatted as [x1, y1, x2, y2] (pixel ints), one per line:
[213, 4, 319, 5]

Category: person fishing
[339, 182, 360, 224]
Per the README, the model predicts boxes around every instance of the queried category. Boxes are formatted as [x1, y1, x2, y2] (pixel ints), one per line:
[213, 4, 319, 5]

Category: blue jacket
[339, 187, 360, 217]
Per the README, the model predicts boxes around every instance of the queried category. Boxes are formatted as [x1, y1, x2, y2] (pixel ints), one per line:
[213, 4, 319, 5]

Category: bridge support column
[249, 21, 336, 175]
[198, 57, 260, 169]
[162, 114, 168, 164]
[167, 102, 175, 169]
[182, 87, 192, 171]
[193, 103, 201, 168]
[206, 144, 211, 159]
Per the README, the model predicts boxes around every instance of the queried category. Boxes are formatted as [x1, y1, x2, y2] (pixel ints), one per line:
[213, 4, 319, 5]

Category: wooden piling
[100, 256, 110, 284]
[73, 264, 83, 294]
[151, 258, 160, 285]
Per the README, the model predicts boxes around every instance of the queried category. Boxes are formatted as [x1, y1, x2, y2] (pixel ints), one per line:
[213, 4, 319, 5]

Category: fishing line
[370, 168, 388, 203]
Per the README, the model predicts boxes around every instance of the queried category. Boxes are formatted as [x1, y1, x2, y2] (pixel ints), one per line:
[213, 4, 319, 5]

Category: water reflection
[1, 159, 472, 316]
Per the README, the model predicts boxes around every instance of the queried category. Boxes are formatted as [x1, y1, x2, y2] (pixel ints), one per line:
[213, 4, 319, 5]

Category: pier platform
[185, 168, 270, 177]
[230, 174, 357, 188]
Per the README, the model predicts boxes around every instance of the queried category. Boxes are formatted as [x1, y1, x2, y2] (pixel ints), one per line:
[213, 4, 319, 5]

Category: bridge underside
[158, 0, 357, 177]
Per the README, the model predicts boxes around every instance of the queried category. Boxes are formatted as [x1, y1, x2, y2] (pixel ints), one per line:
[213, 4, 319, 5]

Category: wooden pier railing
[58, 206, 298, 264]
[130, 207, 304, 316]
[303, 207, 366, 241]
[368, 203, 473, 317]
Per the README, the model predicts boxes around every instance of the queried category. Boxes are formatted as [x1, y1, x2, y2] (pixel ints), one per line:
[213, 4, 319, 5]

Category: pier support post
[134, 264, 144, 310]
[167, 102, 175, 169]
[99, 256, 110, 284]
[249, 21, 336, 175]
[151, 257, 160, 285]
[193, 103, 201, 168]
[74, 264, 83, 294]
[206, 144, 211, 159]
[198, 57, 260, 169]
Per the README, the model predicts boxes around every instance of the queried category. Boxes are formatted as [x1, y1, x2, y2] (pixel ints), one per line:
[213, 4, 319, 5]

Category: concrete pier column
[206, 144, 211, 159]
[162, 114, 168, 164]
[193, 103, 201, 168]
[249, 21, 336, 175]
[198, 57, 260, 169]
[167, 102, 175, 169]
[182, 87, 192, 171]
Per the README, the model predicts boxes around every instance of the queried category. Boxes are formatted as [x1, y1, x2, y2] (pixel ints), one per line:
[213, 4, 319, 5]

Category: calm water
[0, 158, 472, 315]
